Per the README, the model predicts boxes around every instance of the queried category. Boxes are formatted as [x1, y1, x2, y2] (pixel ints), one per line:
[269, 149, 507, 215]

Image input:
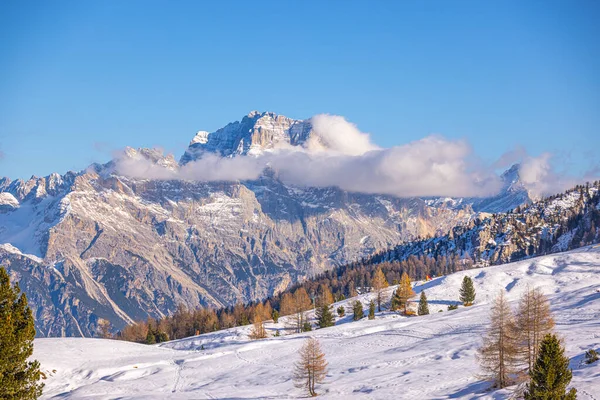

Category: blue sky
[0, 0, 598, 179]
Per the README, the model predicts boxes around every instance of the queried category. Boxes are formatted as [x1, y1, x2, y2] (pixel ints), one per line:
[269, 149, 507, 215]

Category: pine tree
[371, 268, 389, 312]
[392, 272, 415, 314]
[145, 327, 156, 344]
[524, 334, 577, 400]
[515, 287, 555, 373]
[316, 303, 335, 329]
[0, 267, 44, 399]
[459, 276, 476, 306]
[336, 306, 345, 317]
[478, 291, 519, 389]
[368, 300, 375, 320]
[352, 301, 364, 321]
[418, 291, 429, 316]
[293, 337, 328, 397]
[272, 310, 279, 324]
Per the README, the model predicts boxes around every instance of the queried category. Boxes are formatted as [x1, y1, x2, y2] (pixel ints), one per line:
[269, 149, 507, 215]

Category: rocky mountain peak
[180, 111, 313, 164]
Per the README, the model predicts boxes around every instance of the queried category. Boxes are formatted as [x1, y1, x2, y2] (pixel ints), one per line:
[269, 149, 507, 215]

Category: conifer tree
[249, 314, 267, 339]
[0, 267, 44, 399]
[524, 334, 577, 400]
[352, 301, 364, 321]
[145, 327, 156, 344]
[293, 337, 328, 397]
[368, 300, 375, 320]
[459, 276, 476, 306]
[478, 291, 519, 389]
[336, 306, 345, 317]
[418, 291, 429, 316]
[392, 272, 415, 314]
[371, 268, 388, 312]
[272, 309, 279, 324]
[515, 287, 555, 373]
[97, 318, 113, 339]
[316, 303, 334, 329]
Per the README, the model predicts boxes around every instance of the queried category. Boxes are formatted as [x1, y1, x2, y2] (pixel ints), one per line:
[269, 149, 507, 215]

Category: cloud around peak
[112, 114, 596, 199]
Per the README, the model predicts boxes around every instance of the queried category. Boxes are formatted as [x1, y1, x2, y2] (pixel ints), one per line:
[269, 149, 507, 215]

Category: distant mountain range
[0, 111, 535, 336]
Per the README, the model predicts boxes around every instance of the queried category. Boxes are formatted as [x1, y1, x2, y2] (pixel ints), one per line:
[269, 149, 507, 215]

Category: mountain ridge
[0, 111, 538, 336]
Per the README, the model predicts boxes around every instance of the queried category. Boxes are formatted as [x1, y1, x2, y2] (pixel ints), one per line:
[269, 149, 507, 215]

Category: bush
[448, 304, 458, 311]
[337, 306, 345, 317]
[302, 322, 312, 332]
[585, 349, 599, 364]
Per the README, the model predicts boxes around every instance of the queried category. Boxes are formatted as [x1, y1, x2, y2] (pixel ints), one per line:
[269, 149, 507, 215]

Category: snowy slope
[34, 246, 600, 399]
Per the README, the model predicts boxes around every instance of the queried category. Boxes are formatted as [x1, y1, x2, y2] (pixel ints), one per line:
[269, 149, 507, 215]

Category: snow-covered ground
[34, 246, 600, 399]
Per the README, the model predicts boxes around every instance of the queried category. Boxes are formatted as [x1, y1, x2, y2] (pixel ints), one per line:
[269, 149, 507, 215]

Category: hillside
[33, 246, 600, 399]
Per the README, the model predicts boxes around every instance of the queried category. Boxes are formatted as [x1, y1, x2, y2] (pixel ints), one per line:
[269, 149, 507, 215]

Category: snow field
[34, 246, 600, 399]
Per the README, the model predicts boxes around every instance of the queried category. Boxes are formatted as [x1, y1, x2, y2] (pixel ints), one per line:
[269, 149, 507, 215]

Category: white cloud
[518, 153, 581, 198]
[114, 133, 502, 198]
[111, 113, 597, 199]
[306, 114, 380, 155]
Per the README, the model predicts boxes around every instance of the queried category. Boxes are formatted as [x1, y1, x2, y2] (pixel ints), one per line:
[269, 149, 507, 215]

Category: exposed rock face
[181, 111, 312, 163]
[0, 111, 532, 336]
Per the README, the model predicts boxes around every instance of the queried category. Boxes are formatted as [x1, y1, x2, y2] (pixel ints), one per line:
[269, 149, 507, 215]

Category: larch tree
[249, 313, 267, 340]
[392, 272, 415, 314]
[293, 337, 328, 397]
[316, 284, 334, 308]
[290, 288, 312, 334]
[371, 267, 389, 312]
[417, 291, 429, 316]
[97, 318, 113, 339]
[478, 290, 519, 389]
[524, 334, 577, 400]
[280, 292, 296, 317]
[515, 287, 555, 374]
[0, 267, 44, 400]
[459, 276, 476, 306]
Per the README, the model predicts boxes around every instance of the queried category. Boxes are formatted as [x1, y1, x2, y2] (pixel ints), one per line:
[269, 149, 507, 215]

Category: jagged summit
[180, 111, 312, 164]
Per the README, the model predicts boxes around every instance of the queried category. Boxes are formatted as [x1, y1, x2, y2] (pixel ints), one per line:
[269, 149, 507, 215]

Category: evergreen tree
[145, 328, 156, 344]
[368, 300, 375, 320]
[336, 306, 345, 317]
[272, 309, 279, 324]
[524, 334, 577, 400]
[459, 276, 476, 306]
[418, 291, 429, 315]
[316, 303, 335, 329]
[352, 301, 364, 321]
[0, 267, 44, 399]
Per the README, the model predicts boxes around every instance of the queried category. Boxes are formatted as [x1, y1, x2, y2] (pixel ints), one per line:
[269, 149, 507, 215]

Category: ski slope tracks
[34, 246, 600, 399]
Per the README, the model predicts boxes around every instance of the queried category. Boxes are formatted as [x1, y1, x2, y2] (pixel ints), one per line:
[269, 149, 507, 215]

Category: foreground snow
[35, 246, 600, 399]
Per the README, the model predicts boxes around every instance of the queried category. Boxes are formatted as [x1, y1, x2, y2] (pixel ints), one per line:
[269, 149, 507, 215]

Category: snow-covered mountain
[371, 182, 600, 267]
[33, 246, 600, 399]
[0, 111, 535, 336]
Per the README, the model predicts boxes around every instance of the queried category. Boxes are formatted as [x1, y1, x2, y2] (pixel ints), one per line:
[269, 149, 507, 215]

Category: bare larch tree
[294, 337, 328, 397]
[478, 290, 519, 388]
